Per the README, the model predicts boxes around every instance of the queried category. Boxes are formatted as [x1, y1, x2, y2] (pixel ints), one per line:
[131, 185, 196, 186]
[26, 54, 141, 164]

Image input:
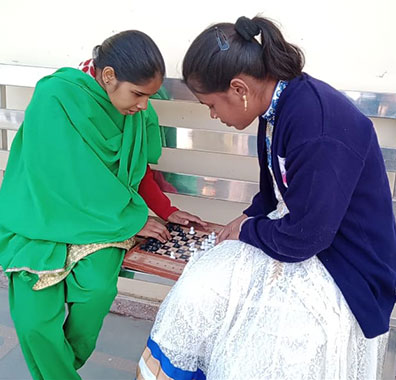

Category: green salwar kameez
[0, 68, 161, 379]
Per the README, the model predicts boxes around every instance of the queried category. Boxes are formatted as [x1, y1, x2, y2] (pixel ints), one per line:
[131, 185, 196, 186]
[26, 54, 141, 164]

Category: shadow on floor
[0, 287, 153, 380]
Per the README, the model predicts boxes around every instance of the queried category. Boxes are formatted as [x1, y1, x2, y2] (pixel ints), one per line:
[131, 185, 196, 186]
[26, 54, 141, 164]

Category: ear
[101, 66, 116, 84]
[229, 78, 249, 98]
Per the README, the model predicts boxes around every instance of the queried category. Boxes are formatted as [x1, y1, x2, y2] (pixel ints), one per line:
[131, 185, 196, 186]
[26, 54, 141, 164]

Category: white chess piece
[189, 226, 195, 235]
[190, 248, 198, 259]
[170, 251, 176, 259]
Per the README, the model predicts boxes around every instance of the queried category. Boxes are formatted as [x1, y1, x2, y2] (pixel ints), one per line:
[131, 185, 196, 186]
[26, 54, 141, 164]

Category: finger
[147, 224, 170, 242]
[185, 215, 207, 226]
[150, 232, 167, 243]
[156, 224, 172, 241]
[217, 228, 229, 244]
[171, 215, 188, 225]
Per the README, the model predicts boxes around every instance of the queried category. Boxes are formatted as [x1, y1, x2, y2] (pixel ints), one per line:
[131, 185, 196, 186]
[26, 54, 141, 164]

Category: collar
[261, 80, 288, 125]
[78, 59, 96, 79]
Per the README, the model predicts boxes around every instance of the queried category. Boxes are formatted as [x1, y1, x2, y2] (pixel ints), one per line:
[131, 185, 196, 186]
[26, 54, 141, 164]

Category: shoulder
[34, 68, 92, 96]
[276, 74, 373, 156]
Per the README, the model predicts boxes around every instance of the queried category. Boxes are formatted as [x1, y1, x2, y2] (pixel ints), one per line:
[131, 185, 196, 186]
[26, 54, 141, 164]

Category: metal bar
[1, 111, 395, 176]
[0, 85, 6, 108]
[152, 170, 257, 203]
[161, 78, 396, 120]
[161, 126, 257, 156]
[0, 108, 24, 131]
[0, 87, 6, 151]
[342, 90, 396, 120]
[0, 150, 9, 171]
[0, 129, 6, 151]
[382, 148, 396, 173]
[0, 64, 396, 119]
[119, 268, 175, 286]
[393, 180, 396, 201]
[382, 326, 396, 380]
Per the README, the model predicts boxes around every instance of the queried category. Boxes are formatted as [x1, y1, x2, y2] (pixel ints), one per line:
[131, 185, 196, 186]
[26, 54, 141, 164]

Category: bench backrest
[1, 65, 396, 220]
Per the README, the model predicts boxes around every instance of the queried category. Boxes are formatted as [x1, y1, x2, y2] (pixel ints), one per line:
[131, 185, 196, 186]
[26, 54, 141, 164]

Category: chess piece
[189, 226, 195, 235]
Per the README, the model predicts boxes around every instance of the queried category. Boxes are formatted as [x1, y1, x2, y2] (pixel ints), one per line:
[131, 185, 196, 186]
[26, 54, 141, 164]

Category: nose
[210, 109, 217, 119]
[137, 97, 149, 111]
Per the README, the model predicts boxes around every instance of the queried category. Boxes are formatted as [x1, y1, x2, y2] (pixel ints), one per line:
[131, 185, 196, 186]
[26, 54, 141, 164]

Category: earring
[243, 95, 248, 111]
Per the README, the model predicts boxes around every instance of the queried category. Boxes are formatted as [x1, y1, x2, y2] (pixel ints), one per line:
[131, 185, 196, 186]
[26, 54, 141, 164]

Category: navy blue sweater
[239, 73, 396, 338]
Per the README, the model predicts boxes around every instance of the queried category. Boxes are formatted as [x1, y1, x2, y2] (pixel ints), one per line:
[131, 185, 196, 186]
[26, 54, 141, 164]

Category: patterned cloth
[137, 241, 388, 380]
[262, 80, 290, 220]
[31, 238, 135, 290]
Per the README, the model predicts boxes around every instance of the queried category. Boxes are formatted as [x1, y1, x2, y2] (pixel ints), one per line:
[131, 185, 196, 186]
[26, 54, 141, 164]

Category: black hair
[93, 30, 165, 84]
[182, 16, 304, 93]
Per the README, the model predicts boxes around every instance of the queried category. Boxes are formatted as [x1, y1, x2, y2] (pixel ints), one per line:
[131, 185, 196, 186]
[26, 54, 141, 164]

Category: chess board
[123, 221, 223, 281]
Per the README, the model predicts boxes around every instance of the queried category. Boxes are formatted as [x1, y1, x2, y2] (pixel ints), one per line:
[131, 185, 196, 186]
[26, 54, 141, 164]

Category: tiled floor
[0, 287, 154, 380]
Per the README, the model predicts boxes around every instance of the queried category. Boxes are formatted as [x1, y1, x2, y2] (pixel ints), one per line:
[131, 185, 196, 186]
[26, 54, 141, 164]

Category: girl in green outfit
[0, 30, 201, 380]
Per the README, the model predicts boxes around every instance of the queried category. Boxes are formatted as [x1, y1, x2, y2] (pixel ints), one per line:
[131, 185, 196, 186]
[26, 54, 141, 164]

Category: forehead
[195, 91, 228, 105]
[121, 75, 163, 95]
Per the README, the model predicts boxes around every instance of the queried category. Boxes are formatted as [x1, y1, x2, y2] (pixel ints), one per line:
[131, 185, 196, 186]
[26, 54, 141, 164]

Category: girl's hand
[137, 217, 171, 243]
[167, 210, 207, 227]
[217, 214, 248, 243]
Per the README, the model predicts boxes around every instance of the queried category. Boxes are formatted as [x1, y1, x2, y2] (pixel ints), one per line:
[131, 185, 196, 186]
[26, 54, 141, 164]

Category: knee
[83, 281, 118, 307]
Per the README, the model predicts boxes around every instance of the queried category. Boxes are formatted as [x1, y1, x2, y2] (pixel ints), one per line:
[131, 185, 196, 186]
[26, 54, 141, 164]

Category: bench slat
[152, 170, 258, 203]
[0, 150, 9, 171]
[382, 147, 396, 172]
[0, 109, 24, 131]
[1, 64, 396, 119]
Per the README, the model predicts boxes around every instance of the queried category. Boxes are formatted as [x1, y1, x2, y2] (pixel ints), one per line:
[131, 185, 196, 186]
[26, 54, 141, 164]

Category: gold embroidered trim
[6, 237, 136, 290]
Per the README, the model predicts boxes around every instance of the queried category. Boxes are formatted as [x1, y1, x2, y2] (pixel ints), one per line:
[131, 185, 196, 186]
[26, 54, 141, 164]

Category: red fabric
[138, 166, 178, 220]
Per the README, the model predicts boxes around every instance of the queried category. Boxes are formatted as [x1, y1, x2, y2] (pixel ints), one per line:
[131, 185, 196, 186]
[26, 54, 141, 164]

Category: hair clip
[215, 27, 230, 51]
[253, 32, 262, 46]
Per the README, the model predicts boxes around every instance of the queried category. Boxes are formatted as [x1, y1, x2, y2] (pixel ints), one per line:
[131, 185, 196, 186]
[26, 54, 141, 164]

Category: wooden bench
[1, 64, 396, 378]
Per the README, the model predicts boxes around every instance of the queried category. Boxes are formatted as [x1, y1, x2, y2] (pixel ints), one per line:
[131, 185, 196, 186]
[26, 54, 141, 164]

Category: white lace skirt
[137, 240, 388, 380]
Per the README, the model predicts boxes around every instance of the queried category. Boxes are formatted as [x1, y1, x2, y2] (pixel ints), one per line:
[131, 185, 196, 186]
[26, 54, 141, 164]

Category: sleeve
[243, 164, 277, 217]
[239, 137, 365, 262]
[138, 165, 178, 220]
[243, 192, 264, 217]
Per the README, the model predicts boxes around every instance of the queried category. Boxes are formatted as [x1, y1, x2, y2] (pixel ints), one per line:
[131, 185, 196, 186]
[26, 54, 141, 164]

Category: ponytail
[183, 16, 304, 93]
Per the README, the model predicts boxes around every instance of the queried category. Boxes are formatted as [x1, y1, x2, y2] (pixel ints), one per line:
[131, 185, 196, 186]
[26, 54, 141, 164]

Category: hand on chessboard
[137, 217, 172, 243]
[167, 210, 207, 227]
[217, 214, 248, 243]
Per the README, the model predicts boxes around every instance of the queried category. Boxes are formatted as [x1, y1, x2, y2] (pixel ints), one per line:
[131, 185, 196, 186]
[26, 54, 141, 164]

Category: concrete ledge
[0, 270, 7, 288]
[110, 294, 159, 321]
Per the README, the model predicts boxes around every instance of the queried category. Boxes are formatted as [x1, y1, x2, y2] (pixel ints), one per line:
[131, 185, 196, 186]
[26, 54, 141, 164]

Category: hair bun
[92, 45, 101, 60]
[235, 16, 260, 41]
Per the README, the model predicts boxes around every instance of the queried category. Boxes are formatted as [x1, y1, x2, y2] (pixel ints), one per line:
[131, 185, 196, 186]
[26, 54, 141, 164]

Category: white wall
[1, 0, 395, 92]
[1, 0, 395, 224]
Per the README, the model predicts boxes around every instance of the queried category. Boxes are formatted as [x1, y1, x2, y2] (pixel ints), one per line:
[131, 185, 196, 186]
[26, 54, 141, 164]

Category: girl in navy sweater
[137, 16, 396, 380]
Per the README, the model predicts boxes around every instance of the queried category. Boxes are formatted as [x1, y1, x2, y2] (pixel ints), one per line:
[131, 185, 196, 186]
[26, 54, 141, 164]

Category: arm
[138, 165, 178, 220]
[239, 137, 364, 262]
[141, 102, 206, 227]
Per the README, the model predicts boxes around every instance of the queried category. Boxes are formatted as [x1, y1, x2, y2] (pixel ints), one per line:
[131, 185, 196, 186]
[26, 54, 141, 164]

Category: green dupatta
[0, 67, 161, 275]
